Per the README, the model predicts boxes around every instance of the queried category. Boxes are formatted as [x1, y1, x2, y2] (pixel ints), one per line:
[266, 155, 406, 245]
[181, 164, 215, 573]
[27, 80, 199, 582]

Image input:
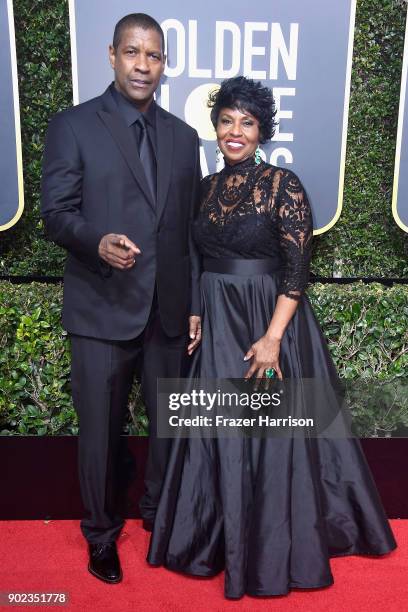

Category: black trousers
[70, 300, 188, 543]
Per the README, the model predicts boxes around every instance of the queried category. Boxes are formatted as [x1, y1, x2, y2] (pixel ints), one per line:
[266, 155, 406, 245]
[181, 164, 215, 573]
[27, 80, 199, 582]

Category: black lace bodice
[192, 156, 313, 300]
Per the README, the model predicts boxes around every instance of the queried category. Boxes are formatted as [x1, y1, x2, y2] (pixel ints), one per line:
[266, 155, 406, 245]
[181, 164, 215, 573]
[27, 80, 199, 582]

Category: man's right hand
[98, 234, 141, 270]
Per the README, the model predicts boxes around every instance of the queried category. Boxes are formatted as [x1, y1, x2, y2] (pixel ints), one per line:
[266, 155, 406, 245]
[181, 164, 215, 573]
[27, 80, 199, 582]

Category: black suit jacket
[41, 86, 201, 340]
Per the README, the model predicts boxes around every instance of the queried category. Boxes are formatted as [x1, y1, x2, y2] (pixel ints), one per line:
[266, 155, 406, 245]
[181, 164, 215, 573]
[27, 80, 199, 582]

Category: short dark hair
[208, 76, 278, 143]
[112, 13, 165, 54]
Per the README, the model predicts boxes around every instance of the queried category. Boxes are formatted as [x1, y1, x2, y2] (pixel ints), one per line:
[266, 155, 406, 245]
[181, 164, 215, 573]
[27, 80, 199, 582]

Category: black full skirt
[147, 270, 397, 599]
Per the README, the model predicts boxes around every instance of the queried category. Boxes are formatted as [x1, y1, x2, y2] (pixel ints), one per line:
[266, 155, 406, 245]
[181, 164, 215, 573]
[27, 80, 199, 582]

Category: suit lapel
[97, 88, 155, 212]
[155, 107, 174, 224]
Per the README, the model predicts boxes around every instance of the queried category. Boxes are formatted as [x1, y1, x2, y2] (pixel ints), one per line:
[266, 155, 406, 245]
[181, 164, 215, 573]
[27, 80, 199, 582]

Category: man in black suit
[41, 13, 201, 584]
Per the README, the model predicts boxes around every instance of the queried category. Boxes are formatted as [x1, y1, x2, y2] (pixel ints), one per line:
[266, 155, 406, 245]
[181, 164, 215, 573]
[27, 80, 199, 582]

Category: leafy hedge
[0, 0, 407, 276]
[311, 0, 408, 277]
[1, 281, 407, 437]
[0, 0, 70, 275]
[0, 281, 148, 436]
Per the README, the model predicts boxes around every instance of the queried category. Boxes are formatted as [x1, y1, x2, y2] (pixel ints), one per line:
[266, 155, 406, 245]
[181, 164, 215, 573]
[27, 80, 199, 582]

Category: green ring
[265, 368, 275, 379]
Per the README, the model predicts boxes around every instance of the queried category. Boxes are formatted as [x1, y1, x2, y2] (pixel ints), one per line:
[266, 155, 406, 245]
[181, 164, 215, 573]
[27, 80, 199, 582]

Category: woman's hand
[244, 335, 283, 381]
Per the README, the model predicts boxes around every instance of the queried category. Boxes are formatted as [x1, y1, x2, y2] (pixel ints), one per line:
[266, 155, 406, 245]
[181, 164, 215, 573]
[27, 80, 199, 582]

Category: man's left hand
[188, 316, 202, 355]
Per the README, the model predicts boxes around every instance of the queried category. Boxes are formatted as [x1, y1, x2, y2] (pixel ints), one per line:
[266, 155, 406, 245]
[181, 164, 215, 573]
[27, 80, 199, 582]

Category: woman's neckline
[222, 154, 260, 174]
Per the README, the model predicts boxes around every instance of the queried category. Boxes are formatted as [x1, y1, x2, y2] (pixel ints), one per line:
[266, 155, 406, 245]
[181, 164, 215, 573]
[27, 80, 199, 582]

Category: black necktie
[135, 116, 157, 204]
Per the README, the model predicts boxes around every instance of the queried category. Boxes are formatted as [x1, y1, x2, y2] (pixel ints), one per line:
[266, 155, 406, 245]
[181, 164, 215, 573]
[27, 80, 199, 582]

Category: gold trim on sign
[68, 0, 79, 105]
[391, 5, 408, 233]
[314, 0, 357, 235]
[0, 0, 24, 232]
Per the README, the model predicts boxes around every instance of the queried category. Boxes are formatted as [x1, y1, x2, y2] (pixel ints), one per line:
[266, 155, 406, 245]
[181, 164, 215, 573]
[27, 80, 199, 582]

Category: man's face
[109, 26, 165, 111]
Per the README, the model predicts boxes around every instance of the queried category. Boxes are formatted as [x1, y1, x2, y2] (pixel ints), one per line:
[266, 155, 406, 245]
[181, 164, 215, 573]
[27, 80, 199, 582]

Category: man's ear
[108, 45, 116, 69]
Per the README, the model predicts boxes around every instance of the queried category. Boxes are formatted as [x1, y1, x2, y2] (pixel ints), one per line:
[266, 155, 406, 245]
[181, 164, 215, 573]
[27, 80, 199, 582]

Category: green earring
[215, 146, 221, 165]
[255, 146, 262, 165]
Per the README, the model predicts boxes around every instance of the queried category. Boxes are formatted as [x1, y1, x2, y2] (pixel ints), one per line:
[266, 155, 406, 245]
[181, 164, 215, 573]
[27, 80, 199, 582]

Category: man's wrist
[98, 256, 112, 278]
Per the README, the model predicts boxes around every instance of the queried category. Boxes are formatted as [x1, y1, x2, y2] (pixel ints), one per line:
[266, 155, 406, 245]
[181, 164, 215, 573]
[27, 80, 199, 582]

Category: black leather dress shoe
[142, 519, 154, 532]
[88, 542, 122, 584]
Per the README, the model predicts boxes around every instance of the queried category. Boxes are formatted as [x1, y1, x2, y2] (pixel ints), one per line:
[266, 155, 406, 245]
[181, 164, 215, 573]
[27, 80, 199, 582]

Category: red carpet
[0, 519, 406, 611]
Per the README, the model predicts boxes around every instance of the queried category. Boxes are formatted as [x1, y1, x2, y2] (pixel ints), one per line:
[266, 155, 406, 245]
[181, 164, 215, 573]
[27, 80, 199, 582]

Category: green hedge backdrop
[0, 0, 407, 436]
[1, 281, 407, 436]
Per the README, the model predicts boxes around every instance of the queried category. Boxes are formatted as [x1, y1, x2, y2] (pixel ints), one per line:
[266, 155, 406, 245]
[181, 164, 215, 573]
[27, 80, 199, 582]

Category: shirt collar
[109, 82, 156, 129]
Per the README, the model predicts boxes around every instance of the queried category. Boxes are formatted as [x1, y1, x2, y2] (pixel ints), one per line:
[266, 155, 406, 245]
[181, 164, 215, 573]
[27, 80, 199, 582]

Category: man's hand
[98, 234, 141, 270]
[187, 316, 202, 355]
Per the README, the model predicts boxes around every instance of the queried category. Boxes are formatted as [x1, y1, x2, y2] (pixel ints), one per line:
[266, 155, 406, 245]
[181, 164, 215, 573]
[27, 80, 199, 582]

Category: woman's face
[216, 107, 260, 165]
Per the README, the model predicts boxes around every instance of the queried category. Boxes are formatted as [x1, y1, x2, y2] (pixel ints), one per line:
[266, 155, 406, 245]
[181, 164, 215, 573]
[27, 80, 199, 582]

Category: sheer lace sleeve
[277, 169, 313, 300]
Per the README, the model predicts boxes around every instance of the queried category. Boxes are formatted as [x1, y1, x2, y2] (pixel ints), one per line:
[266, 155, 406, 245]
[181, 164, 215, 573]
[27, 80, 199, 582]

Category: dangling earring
[215, 146, 221, 165]
[255, 146, 262, 165]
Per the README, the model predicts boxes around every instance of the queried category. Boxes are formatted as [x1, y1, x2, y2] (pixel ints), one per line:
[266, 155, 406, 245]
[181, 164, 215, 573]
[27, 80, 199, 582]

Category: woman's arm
[244, 169, 313, 379]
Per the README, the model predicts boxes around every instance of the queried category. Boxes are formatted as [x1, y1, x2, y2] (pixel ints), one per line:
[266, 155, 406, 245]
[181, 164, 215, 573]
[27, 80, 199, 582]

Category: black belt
[202, 258, 282, 275]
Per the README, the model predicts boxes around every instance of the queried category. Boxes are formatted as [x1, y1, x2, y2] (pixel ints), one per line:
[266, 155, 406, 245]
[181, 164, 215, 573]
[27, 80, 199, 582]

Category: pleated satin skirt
[147, 267, 397, 599]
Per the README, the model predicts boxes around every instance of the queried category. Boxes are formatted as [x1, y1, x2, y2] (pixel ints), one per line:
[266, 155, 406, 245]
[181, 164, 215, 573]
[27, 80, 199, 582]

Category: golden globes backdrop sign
[0, 0, 23, 231]
[392, 5, 408, 233]
[68, 0, 356, 233]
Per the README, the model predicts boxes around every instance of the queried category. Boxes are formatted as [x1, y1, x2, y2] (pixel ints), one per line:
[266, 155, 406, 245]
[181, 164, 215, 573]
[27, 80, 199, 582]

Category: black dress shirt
[109, 82, 157, 156]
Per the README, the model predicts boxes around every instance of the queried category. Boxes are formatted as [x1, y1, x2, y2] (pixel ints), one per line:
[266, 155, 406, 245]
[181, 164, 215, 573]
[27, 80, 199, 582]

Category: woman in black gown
[147, 76, 397, 599]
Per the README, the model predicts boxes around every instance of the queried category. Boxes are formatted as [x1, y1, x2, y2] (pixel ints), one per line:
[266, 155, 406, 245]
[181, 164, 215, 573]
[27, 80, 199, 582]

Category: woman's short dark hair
[208, 76, 278, 144]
